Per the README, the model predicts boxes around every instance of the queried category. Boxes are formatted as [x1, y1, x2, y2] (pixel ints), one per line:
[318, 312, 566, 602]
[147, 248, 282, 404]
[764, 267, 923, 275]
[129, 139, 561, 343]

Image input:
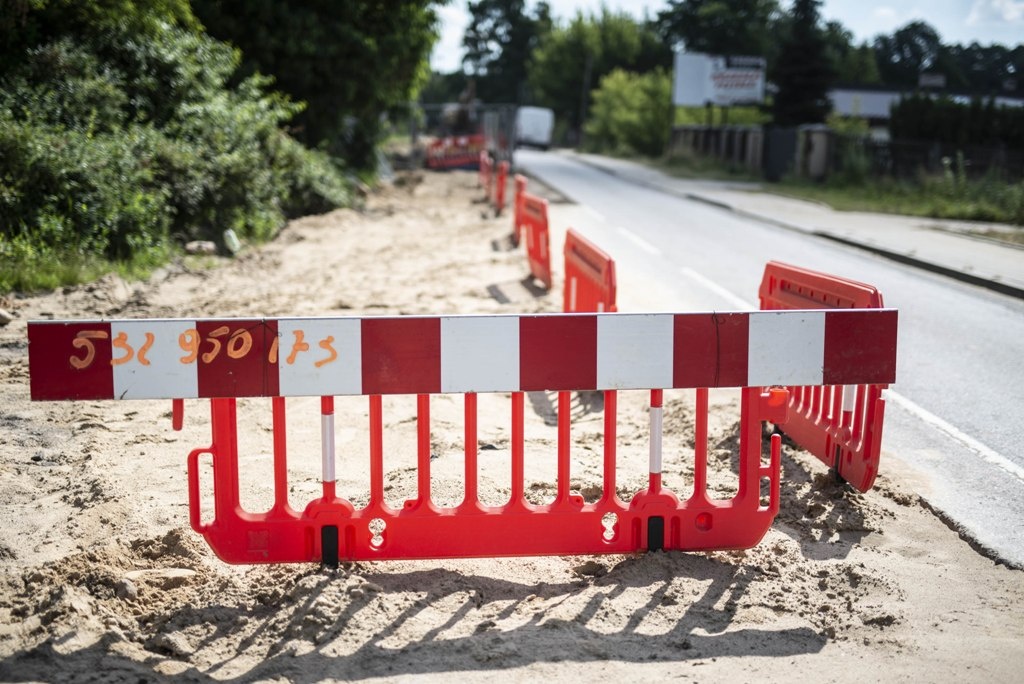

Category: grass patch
[772, 176, 1024, 227]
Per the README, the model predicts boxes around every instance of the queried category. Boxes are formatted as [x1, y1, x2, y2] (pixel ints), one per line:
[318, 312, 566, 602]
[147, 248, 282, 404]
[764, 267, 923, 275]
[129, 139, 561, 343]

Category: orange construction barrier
[479, 150, 491, 190]
[28, 310, 897, 565]
[425, 134, 485, 170]
[516, 188, 551, 289]
[758, 261, 890, 492]
[512, 174, 528, 247]
[493, 160, 510, 216]
[564, 229, 617, 313]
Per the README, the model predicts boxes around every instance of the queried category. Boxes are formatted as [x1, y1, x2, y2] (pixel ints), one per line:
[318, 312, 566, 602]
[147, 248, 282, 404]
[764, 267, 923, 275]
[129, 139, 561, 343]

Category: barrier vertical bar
[415, 394, 432, 510]
[601, 390, 618, 506]
[556, 390, 571, 506]
[462, 393, 480, 511]
[692, 388, 709, 504]
[369, 395, 384, 510]
[648, 390, 664, 493]
[510, 391, 525, 509]
[320, 396, 335, 501]
[272, 397, 290, 511]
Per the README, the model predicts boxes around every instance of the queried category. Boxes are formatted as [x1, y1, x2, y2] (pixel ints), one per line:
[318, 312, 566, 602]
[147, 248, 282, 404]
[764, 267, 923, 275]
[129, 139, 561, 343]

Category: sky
[430, 0, 1024, 72]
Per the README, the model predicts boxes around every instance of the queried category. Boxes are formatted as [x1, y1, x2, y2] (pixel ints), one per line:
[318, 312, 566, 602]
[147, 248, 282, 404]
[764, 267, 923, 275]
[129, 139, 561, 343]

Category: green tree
[872, 20, 943, 87]
[191, 0, 440, 168]
[462, 0, 552, 103]
[528, 9, 671, 142]
[656, 0, 781, 57]
[584, 68, 672, 156]
[772, 0, 835, 126]
[822, 21, 880, 84]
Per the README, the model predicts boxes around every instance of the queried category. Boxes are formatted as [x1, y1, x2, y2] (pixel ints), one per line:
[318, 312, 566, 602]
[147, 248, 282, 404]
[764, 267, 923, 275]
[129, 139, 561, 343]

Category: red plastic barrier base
[758, 261, 888, 492]
[189, 388, 787, 564]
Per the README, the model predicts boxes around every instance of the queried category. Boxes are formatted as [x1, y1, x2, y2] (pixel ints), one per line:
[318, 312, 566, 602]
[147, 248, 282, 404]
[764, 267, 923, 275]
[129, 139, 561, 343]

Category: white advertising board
[673, 52, 766, 107]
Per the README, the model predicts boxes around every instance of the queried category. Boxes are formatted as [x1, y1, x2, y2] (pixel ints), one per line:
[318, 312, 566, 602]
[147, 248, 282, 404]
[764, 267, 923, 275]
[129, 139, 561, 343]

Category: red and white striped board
[28, 311, 898, 400]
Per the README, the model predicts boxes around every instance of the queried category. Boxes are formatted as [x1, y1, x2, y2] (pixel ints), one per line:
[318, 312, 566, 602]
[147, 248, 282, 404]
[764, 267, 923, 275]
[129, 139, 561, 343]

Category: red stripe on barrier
[361, 318, 441, 395]
[672, 313, 749, 388]
[29, 321, 114, 400]
[520, 315, 597, 390]
[823, 310, 898, 385]
[196, 320, 278, 398]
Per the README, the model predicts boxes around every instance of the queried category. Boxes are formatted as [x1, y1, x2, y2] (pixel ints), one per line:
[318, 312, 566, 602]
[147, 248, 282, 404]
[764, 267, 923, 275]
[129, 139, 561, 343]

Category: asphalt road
[516, 149, 1024, 567]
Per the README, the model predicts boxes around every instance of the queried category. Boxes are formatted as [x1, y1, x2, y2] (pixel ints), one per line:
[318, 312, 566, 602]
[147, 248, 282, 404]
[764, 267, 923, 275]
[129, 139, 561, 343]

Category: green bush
[0, 19, 351, 293]
[584, 68, 673, 157]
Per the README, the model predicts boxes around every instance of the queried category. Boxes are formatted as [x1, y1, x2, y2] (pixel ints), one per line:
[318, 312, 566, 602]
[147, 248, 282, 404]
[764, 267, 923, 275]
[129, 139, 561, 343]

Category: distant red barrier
[518, 190, 551, 289]
[494, 161, 510, 216]
[512, 174, 528, 247]
[564, 229, 617, 312]
[479, 151, 491, 189]
[426, 134, 485, 170]
[758, 261, 889, 492]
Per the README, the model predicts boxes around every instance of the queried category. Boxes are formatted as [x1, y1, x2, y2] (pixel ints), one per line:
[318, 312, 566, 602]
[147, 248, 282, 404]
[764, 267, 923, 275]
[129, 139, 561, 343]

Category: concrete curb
[571, 154, 1024, 301]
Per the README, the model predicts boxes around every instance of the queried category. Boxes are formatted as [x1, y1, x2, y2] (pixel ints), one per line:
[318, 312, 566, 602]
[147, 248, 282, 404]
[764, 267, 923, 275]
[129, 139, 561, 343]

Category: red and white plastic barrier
[425, 134, 485, 170]
[515, 190, 551, 289]
[564, 229, 617, 313]
[28, 311, 898, 400]
[758, 261, 889, 492]
[512, 175, 528, 246]
[479, 151, 491, 191]
[28, 310, 896, 565]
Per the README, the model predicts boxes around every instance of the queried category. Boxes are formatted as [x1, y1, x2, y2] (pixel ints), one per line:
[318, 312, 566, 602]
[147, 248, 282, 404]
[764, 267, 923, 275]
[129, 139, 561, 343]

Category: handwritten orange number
[137, 332, 155, 366]
[179, 329, 200, 364]
[201, 326, 229, 364]
[316, 335, 337, 368]
[227, 329, 253, 359]
[110, 332, 134, 366]
[286, 330, 310, 365]
[70, 330, 110, 370]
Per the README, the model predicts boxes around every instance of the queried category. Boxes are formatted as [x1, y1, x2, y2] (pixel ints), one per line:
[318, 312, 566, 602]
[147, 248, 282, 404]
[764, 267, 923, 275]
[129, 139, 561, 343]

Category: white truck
[514, 106, 554, 150]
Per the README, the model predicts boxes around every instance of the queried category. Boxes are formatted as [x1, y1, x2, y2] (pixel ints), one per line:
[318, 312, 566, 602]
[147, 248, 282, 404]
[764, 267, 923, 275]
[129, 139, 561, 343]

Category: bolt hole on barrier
[27, 310, 896, 565]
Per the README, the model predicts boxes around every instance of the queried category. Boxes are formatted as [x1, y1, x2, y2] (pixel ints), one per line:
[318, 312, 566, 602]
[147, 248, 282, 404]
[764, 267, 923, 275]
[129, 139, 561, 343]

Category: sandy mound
[1, 170, 1021, 682]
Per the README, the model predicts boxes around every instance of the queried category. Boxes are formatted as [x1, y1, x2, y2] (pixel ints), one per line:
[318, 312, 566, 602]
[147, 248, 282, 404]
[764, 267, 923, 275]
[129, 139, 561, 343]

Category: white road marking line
[616, 227, 660, 255]
[678, 266, 755, 309]
[583, 206, 606, 223]
[885, 390, 1024, 483]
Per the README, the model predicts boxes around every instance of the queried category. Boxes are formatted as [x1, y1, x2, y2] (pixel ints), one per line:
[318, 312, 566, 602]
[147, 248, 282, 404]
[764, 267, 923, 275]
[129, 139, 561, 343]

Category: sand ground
[0, 170, 1021, 683]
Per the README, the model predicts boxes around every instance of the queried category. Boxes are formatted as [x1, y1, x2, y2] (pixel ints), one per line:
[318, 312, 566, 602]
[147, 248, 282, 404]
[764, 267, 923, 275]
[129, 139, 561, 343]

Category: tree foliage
[584, 68, 673, 156]
[0, 0, 350, 292]
[657, 0, 781, 58]
[890, 94, 1024, 148]
[771, 0, 835, 126]
[528, 10, 671, 140]
[462, 0, 552, 103]
[191, 0, 440, 168]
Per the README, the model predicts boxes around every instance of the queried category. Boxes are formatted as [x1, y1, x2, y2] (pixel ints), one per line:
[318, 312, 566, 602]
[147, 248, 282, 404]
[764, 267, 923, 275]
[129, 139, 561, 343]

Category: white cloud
[872, 6, 899, 21]
[967, 0, 1024, 24]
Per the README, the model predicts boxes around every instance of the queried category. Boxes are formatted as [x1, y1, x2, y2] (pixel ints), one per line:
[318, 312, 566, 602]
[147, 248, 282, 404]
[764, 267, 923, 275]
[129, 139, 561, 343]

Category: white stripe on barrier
[440, 316, 520, 393]
[649, 406, 664, 474]
[278, 318, 362, 397]
[747, 311, 826, 386]
[597, 314, 673, 390]
[112, 319, 198, 399]
[322, 412, 336, 483]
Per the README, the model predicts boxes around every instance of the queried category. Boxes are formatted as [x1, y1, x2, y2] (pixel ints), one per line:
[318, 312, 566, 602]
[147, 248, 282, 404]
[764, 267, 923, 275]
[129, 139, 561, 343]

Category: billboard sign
[673, 52, 766, 107]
